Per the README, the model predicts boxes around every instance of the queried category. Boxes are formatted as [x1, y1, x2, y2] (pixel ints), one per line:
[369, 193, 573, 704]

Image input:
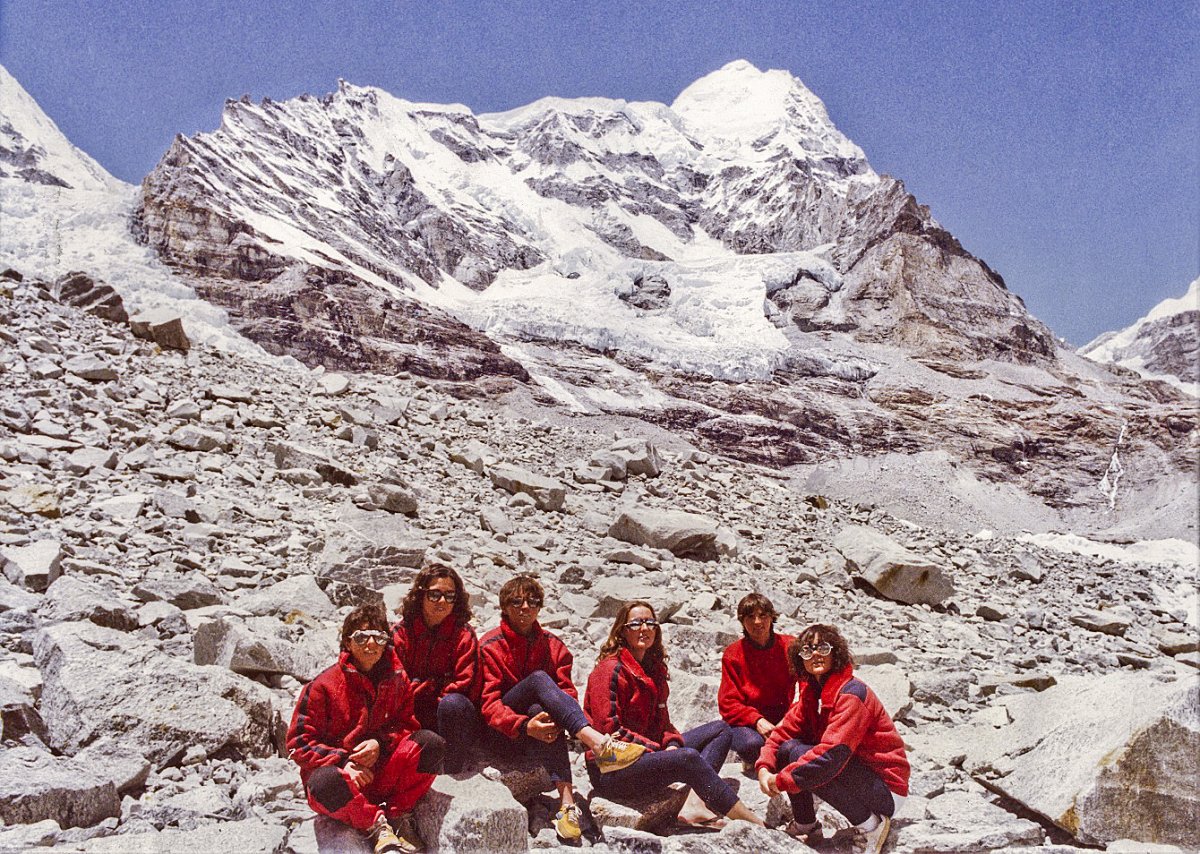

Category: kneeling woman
[288, 603, 445, 854]
[757, 624, 909, 854]
[392, 563, 481, 773]
[480, 575, 644, 842]
[584, 601, 764, 828]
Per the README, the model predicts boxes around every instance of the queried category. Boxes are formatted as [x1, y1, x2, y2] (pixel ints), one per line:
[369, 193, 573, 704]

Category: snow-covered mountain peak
[1081, 277, 1199, 396]
[671, 59, 871, 171]
[0, 64, 122, 192]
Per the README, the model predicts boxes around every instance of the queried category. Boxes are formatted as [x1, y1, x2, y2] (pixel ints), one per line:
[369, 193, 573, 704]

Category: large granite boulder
[31, 818, 287, 853]
[0, 746, 120, 828]
[193, 616, 328, 681]
[1, 540, 63, 592]
[414, 774, 527, 852]
[833, 525, 954, 605]
[608, 506, 736, 562]
[33, 622, 282, 765]
[970, 670, 1199, 847]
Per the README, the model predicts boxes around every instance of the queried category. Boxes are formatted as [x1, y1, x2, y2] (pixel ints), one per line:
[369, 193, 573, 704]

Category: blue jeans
[587, 719, 737, 816]
[730, 725, 765, 764]
[777, 739, 895, 826]
[436, 693, 480, 774]
[490, 671, 590, 784]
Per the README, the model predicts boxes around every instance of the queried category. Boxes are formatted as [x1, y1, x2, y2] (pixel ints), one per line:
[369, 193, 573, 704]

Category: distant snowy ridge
[1081, 278, 1199, 396]
[0, 64, 264, 356]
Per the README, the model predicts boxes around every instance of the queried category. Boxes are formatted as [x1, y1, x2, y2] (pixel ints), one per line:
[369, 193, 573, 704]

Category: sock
[857, 813, 881, 832]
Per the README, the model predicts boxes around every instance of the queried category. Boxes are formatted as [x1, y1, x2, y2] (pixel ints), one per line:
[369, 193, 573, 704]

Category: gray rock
[415, 774, 528, 853]
[129, 310, 190, 351]
[3, 483, 61, 519]
[489, 463, 567, 512]
[206, 384, 254, 403]
[589, 577, 684, 620]
[63, 355, 117, 382]
[366, 481, 419, 515]
[133, 571, 225, 609]
[45, 818, 288, 853]
[0, 746, 120, 827]
[911, 670, 975, 706]
[313, 815, 371, 852]
[317, 373, 351, 396]
[855, 663, 913, 719]
[450, 440, 495, 474]
[977, 671, 1200, 847]
[666, 820, 812, 853]
[64, 447, 118, 474]
[268, 441, 358, 486]
[589, 784, 689, 833]
[610, 438, 663, 477]
[1070, 607, 1134, 637]
[479, 505, 514, 535]
[895, 790, 1043, 850]
[0, 575, 45, 612]
[0, 673, 47, 742]
[608, 506, 735, 562]
[167, 425, 230, 453]
[193, 616, 325, 681]
[833, 525, 954, 605]
[232, 574, 336, 620]
[1, 540, 63, 592]
[41, 575, 138, 631]
[53, 271, 128, 324]
[317, 506, 427, 595]
[33, 622, 282, 765]
[0, 818, 60, 851]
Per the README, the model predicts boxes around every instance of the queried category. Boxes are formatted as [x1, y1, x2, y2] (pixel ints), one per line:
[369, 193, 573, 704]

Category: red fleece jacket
[286, 648, 420, 782]
[718, 632, 797, 727]
[479, 619, 576, 739]
[583, 647, 685, 754]
[392, 615, 481, 728]
[757, 664, 909, 797]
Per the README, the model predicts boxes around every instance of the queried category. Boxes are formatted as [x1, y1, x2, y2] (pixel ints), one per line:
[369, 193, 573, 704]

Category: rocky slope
[1, 271, 1198, 852]
[1081, 277, 1199, 397]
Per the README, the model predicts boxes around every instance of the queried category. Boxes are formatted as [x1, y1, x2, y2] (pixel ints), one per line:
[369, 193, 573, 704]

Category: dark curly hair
[397, 562, 472, 627]
[340, 602, 390, 651]
[597, 600, 668, 675]
[787, 623, 853, 679]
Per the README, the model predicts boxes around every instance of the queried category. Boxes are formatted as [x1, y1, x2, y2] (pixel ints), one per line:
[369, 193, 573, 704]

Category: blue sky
[2, 0, 1196, 345]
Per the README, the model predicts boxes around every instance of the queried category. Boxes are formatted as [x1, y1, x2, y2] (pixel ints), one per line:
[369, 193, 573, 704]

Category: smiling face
[502, 591, 542, 636]
[623, 604, 658, 661]
[741, 609, 773, 647]
[421, 576, 456, 629]
[346, 623, 387, 672]
[801, 633, 833, 679]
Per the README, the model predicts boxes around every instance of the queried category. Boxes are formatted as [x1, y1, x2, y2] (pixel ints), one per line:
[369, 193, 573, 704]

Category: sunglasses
[624, 618, 659, 631]
[349, 630, 388, 647]
[423, 589, 457, 603]
[505, 596, 542, 608]
[799, 643, 833, 660]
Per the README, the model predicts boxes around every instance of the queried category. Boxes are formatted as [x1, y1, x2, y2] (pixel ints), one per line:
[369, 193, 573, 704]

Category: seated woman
[480, 575, 644, 842]
[584, 601, 764, 829]
[392, 562, 481, 773]
[287, 602, 446, 854]
[718, 593, 797, 771]
[756, 623, 909, 854]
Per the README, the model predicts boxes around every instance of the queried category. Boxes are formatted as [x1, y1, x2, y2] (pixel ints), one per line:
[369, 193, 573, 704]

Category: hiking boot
[390, 813, 424, 853]
[593, 735, 645, 773]
[861, 814, 891, 854]
[554, 803, 583, 841]
[368, 814, 411, 854]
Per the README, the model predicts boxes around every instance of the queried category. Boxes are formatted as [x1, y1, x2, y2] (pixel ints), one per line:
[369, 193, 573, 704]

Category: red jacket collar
[409, 614, 459, 641]
[500, 617, 543, 645]
[617, 645, 667, 680]
[807, 663, 855, 708]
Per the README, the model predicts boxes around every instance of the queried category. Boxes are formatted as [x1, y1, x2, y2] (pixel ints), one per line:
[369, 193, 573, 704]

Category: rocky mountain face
[1081, 278, 1199, 396]
[125, 61, 1197, 540]
[0, 272, 1197, 852]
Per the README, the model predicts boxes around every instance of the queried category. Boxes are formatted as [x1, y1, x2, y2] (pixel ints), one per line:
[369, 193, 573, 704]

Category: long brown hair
[787, 623, 853, 679]
[598, 600, 668, 675]
[398, 562, 472, 627]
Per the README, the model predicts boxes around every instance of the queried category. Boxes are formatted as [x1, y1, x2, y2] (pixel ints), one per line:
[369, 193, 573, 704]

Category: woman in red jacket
[392, 563, 480, 774]
[584, 601, 764, 828]
[718, 593, 797, 771]
[480, 575, 644, 842]
[288, 602, 445, 854]
[757, 624, 909, 854]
